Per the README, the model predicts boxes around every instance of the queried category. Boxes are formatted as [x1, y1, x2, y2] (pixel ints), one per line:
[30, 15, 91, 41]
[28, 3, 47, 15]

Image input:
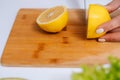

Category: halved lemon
[36, 6, 68, 33]
[87, 4, 111, 38]
[0, 78, 26, 80]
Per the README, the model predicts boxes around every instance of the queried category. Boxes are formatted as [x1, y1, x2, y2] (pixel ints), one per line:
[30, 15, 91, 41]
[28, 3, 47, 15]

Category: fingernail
[98, 38, 106, 42]
[96, 28, 104, 34]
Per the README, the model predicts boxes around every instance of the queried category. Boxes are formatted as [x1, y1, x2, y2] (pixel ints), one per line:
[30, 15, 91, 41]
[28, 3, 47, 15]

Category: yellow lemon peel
[87, 4, 111, 38]
[36, 6, 68, 33]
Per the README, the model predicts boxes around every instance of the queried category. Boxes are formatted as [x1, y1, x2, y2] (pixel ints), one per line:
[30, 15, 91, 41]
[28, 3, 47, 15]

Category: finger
[105, 0, 120, 13]
[98, 32, 120, 42]
[109, 27, 120, 33]
[96, 15, 120, 34]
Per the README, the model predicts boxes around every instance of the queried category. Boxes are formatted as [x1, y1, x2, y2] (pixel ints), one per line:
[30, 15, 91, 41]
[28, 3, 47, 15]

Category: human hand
[96, 0, 120, 42]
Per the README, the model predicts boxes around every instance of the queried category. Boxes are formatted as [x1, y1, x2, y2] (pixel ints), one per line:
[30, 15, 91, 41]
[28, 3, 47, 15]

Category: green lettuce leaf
[72, 56, 120, 80]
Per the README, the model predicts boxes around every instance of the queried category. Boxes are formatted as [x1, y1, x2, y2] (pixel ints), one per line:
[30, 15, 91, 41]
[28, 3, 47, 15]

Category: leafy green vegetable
[72, 56, 120, 80]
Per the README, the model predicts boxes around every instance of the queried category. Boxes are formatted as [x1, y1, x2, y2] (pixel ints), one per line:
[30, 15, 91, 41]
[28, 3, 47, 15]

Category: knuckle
[107, 17, 120, 31]
[105, 33, 116, 41]
[106, 36, 114, 41]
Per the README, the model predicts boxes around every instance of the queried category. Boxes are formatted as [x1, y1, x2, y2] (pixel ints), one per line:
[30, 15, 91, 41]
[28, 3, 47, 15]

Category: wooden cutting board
[1, 8, 120, 67]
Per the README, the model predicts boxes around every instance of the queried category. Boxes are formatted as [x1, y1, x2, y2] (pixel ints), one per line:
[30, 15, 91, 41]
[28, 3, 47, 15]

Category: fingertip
[98, 34, 110, 42]
[98, 38, 106, 42]
[105, 0, 120, 13]
[104, 5, 112, 13]
[98, 32, 120, 42]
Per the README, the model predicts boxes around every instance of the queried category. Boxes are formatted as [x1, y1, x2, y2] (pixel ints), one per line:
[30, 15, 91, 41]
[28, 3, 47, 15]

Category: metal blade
[84, 0, 88, 24]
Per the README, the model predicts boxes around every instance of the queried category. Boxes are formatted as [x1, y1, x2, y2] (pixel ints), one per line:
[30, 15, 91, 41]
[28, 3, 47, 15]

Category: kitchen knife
[84, 0, 88, 24]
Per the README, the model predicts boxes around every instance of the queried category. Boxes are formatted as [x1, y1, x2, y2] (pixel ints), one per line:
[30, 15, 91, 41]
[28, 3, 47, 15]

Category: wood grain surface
[1, 8, 120, 67]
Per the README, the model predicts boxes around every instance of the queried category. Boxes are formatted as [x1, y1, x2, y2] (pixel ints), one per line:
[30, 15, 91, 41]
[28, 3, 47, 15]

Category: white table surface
[0, 0, 111, 80]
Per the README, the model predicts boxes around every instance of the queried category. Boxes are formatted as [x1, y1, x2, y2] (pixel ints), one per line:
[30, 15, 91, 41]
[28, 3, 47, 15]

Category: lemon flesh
[87, 4, 111, 38]
[36, 6, 68, 32]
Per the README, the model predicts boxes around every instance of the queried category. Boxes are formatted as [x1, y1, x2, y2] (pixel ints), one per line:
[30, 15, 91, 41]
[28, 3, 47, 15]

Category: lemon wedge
[36, 6, 68, 33]
[87, 4, 111, 38]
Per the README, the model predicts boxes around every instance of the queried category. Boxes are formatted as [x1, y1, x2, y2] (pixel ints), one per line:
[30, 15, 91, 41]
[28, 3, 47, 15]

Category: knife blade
[84, 0, 88, 24]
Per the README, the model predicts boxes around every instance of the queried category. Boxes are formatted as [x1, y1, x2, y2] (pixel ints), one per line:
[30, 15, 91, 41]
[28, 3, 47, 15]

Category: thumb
[98, 32, 120, 42]
[105, 0, 120, 13]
